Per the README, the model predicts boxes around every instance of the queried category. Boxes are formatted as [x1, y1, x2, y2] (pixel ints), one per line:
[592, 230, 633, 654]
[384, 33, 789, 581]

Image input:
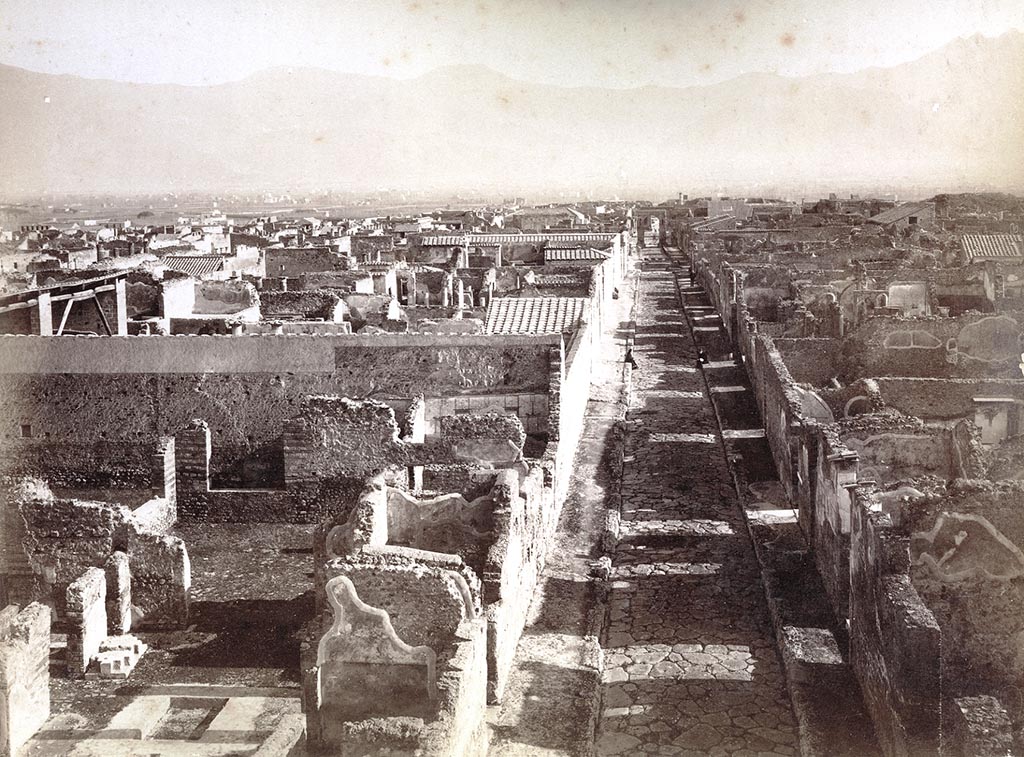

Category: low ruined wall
[813, 428, 858, 620]
[303, 562, 488, 756]
[175, 403, 528, 523]
[871, 377, 1024, 422]
[482, 467, 555, 704]
[65, 567, 106, 677]
[841, 421, 957, 484]
[423, 393, 549, 436]
[15, 494, 189, 629]
[418, 618, 489, 757]
[743, 332, 806, 503]
[322, 558, 478, 655]
[850, 492, 942, 757]
[0, 602, 49, 757]
[947, 695, 1016, 757]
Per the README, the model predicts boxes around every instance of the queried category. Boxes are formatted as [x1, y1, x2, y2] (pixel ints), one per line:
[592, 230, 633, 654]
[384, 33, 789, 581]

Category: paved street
[596, 248, 799, 757]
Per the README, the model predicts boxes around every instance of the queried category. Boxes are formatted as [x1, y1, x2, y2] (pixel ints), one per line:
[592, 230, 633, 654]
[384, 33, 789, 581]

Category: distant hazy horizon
[1, 1, 1022, 199]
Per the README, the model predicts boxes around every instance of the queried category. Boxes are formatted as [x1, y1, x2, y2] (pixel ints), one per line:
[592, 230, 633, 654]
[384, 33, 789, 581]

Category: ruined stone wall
[418, 617, 490, 757]
[422, 393, 549, 436]
[265, 247, 342, 279]
[947, 696, 1016, 757]
[192, 280, 259, 316]
[0, 602, 49, 757]
[173, 419, 362, 523]
[813, 428, 857, 620]
[260, 290, 343, 321]
[303, 560, 488, 756]
[904, 482, 1024, 732]
[840, 420, 956, 484]
[849, 491, 942, 757]
[743, 332, 805, 503]
[65, 567, 106, 677]
[482, 467, 556, 704]
[174, 400, 529, 523]
[871, 378, 1024, 422]
[772, 338, 845, 388]
[0, 334, 555, 487]
[14, 493, 189, 628]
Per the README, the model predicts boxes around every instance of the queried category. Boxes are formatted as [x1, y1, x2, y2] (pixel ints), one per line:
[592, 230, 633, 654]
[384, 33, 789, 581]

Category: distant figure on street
[625, 349, 639, 369]
[689, 268, 696, 286]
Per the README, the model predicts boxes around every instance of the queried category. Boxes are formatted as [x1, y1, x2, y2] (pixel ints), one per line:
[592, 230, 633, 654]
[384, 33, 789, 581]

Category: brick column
[174, 421, 211, 519]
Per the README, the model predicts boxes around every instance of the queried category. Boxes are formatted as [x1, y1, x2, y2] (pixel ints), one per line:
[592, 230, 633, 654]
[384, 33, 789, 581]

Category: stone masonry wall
[175, 400, 529, 523]
[0, 334, 555, 486]
[850, 491, 942, 757]
[483, 466, 556, 704]
[65, 567, 106, 678]
[15, 493, 189, 629]
[904, 481, 1024, 735]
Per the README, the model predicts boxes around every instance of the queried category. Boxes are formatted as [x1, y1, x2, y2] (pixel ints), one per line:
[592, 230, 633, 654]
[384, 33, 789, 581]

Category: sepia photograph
[0, 1, 1022, 755]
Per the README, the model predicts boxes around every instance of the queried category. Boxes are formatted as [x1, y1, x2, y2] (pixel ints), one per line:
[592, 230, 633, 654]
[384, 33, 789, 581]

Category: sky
[1, 0, 1023, 89]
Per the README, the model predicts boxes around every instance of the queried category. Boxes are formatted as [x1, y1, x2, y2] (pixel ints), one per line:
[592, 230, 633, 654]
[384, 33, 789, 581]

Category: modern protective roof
[867, 202, 934, 225]
[961, 234, 1024, 262]
[161, 255, 225, 277]
[485, 297, 587, 335]
[421, 233, 617, 247]
[543, 247, 610, 262]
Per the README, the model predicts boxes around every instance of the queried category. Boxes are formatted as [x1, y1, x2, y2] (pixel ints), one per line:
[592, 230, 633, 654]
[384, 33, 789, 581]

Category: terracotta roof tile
[421, 233, 617, 247]
[543, 247, 610, 262]
[485, 297, 587, 335]
[962, 234, 1024, 262]
[162, 255, 225, 277]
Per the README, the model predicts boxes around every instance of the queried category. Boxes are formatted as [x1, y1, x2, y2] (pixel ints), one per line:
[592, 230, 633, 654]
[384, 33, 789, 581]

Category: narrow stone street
[596, 248, 800, 757]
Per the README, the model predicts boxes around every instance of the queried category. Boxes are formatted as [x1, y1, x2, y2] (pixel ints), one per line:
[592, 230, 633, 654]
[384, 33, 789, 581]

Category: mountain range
[0, 31, 1022, 196]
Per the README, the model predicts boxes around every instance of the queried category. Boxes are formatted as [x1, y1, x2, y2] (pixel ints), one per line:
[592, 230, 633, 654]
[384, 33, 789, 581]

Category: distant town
[2, 191, 1021, 336]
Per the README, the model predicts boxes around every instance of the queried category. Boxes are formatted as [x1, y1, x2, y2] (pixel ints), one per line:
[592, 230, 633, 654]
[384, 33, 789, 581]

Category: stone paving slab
[597, 249, 799, 757]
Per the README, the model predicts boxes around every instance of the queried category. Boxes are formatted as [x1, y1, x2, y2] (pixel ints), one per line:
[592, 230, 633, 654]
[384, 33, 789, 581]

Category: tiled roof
[421, 233, 617, 247]
[162, 255, 225, 277]
[485, 297, 587, 335]
[535, 274, 586, 287]
[868, 202, 933, 225]
[962, 234, 1024, 262]
[544, 247, 610, 262]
